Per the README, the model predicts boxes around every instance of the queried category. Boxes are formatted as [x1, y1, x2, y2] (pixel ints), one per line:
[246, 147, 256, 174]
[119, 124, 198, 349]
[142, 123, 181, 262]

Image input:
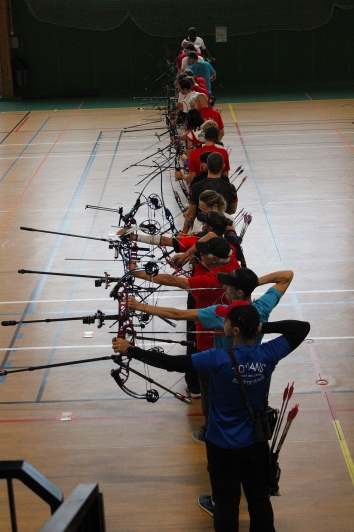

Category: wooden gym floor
[0, 91, 354, 531]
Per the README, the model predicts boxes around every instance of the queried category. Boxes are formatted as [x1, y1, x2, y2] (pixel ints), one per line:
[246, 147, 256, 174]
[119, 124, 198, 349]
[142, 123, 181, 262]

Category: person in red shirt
[184, 69, 208, 90]
[128, 237, 240, 353]
[195, 93, 224, 140]
[175, 127, 229, 184]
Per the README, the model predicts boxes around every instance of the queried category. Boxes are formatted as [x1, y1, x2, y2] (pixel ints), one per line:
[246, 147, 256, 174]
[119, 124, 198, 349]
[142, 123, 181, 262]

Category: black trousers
[206, 439, 276, 532]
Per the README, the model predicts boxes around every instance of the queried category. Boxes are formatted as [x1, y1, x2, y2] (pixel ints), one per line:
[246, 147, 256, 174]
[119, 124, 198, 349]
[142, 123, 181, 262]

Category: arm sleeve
[262, 320, 310, 351]
[125, 347, 194, 373]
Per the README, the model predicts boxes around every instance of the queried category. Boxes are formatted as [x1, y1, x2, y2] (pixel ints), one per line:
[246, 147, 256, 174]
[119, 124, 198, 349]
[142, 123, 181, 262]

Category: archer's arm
[171, 231, 217, 265]
[182, 203, 197, 233]
[260, 320, 310, 351]
[112, 338, 194, 372]
[128, 296, 199, 321]
[257, 270, 294, 296]
[129, 266, 190, 290]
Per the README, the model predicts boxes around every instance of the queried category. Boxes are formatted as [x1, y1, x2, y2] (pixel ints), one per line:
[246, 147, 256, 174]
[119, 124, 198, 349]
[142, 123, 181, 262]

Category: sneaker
[198, 494, 214, 517]
[185, 387, 201, 399]
[192, 429, 206, 445]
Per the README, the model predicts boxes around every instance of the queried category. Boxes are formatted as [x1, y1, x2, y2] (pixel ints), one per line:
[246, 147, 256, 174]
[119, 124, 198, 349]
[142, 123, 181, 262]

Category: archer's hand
[112, 337, 132, 354]
[175, 170, 183, 181]
[128, 296, 142, 311]
[170, 253, 190, 266]
[128, 261, 138, 271]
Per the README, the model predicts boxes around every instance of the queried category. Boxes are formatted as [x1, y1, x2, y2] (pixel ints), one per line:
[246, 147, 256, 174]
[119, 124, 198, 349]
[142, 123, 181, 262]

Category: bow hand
[128, 296, 143, 311]
[112, 337, 132, 354]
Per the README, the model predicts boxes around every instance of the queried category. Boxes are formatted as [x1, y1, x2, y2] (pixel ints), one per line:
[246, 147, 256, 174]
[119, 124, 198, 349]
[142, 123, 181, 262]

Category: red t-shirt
[192, 85, 210, 102]
[198, 107, 224, 130]
[194, 76, 207, 89]
[187, 257, 240, 350]
[176, 235, 198, 252]
[188, 145, 230, 174]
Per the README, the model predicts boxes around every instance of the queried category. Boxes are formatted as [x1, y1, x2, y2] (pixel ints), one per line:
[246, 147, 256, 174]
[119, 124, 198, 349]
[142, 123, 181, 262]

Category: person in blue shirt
[127, 268, 294, 442]
[186, 52, 216, 93]
[112, 304, 310, 532]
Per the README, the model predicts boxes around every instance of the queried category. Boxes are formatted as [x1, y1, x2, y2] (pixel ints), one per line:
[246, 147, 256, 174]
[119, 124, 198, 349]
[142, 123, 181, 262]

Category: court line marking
[2, 130, 353, 149]
[1, 408, 354, 424]
[305, 92, 354, 153]
[1, 336, 354, 351]
[229, 100, 354, 487]
[333, 421, 354, 486]
[0, 102, 84, 232]
[0, 113, 30, 144]
[1, 289, 354, 305]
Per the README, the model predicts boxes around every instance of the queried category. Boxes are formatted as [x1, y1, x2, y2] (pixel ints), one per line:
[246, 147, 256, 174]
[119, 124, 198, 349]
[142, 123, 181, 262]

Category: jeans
[206, 439, 275, 532]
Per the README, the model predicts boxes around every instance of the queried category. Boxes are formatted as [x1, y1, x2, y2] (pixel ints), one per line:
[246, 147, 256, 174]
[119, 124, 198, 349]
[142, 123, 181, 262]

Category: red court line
[0, 412, 204, 424]
[1, 407, 353, 424]
[305, 92, 354, 153]
[15, 116, 29, 132]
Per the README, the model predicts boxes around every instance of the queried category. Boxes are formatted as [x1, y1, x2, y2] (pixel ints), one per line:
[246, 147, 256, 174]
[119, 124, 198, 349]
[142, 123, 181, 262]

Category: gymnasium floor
[0, 88, 354, 531]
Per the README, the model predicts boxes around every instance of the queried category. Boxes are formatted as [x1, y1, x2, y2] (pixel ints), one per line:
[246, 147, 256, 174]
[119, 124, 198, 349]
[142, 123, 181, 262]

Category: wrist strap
[227, 348, 255, 422]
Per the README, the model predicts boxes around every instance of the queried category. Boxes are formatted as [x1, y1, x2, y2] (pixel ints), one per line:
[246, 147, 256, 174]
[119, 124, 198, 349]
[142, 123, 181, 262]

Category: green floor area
[1, 84, 353, 112]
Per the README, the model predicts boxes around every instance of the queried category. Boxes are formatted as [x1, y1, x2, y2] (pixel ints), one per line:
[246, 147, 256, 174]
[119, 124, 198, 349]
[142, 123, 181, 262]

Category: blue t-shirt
[188, 61, 216, 93]
[192, 336, 291, 449]
[197, 287, 282, 349]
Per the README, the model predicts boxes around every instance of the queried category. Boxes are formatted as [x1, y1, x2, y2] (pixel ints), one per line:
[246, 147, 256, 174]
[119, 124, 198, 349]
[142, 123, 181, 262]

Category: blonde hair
[202, 119, 218, 131]
[199, 190, 227, 212]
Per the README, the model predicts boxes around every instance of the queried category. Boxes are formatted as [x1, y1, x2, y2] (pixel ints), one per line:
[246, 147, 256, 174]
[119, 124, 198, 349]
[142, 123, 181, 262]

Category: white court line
[0, 144, 350, 162]
[0, 139, 160, 148]
[1, 336, 354, 351]
[1, 289, 354, 305]
[2, 131, 353, 149]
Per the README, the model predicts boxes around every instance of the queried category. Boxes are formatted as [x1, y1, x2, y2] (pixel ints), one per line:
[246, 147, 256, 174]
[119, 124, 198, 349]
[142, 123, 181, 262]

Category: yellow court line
[333, 420, 354, 486]
[228, 103, 237, 123]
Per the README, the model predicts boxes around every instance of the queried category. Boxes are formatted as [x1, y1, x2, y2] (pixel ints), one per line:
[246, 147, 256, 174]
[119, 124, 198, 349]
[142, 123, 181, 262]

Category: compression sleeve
[124, 347, 194, 373]
[262, 320, 310, 351]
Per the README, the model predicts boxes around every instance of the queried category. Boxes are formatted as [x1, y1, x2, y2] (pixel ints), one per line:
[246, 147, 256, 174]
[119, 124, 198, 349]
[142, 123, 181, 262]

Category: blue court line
[0, 117, 50, 183]
[35, 131, 123, 402]
[1, 131, 106, 373]
[0, 361, 12, 383]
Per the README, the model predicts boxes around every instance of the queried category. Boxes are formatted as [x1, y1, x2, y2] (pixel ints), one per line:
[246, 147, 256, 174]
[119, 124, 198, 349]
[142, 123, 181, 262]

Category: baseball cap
[195, 237, 230, 258]
[215, 300, 250, 318]
[217, 268, 259, 294]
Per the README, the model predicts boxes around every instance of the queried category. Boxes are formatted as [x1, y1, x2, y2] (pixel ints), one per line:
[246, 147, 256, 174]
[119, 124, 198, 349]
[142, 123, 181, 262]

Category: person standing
[187, 52, 216, 94]
[112, 304, 310, 532]
[182, 27, 215, 62]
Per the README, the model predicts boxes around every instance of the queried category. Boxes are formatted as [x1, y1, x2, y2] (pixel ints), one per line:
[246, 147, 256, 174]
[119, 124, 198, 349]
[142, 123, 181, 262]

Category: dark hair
[204, 211, 234, 236]
[228, 305, 260, 340]
[204, 126, 219, 143]
[185, 108, 204, 130]
[207, 152, 224, 174]
[187, 51, 198, 60]
[185, 44, 196, 51]
[198, 151, 213, 164]
[177, 72, 188, 82]
[178, 79, 193, 91]
[184, 76, 195, 86]
[184, 69, 194, 77]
